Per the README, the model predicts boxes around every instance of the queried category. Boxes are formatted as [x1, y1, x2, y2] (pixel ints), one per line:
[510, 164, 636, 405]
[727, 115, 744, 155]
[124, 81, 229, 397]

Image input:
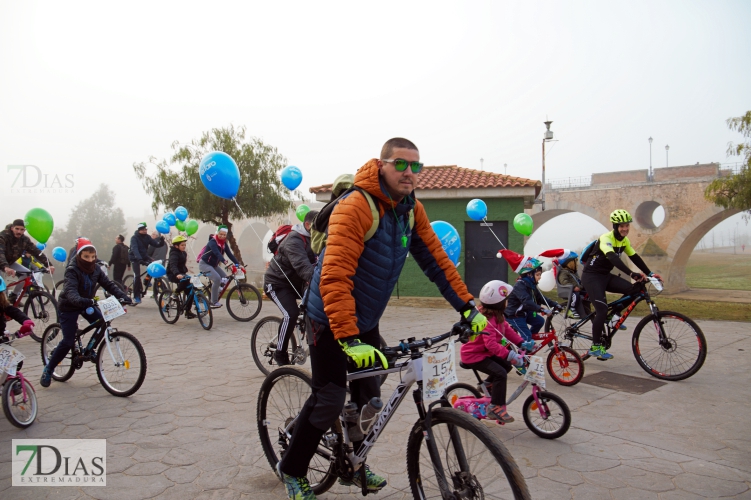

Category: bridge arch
[529, 201, 609, 236]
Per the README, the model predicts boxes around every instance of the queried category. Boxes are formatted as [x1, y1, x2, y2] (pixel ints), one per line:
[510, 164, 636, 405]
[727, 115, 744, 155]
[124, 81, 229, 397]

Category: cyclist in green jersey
[581, 209, 661, 360]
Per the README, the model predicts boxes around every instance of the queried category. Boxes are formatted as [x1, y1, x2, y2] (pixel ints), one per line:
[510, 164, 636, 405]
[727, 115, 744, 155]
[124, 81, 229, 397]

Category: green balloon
[175, 219, 186, 231]
[24, 208, 54, 243]
[296, 204, 310, 222]
[186, 219, 199, 236]
[513, 213, 534, 236]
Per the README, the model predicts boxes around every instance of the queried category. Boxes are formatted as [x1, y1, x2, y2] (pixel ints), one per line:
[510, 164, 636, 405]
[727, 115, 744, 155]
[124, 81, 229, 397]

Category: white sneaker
[210, 302, 223, 309]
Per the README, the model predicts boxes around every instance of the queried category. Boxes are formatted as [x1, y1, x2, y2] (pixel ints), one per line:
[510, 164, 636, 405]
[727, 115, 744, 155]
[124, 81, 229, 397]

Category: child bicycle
[40, 296, 147, 396]
[157, 273, 213, 330]
[257, 323, 531, 499]
[5, 269, 58, 343]
[202, 264, 262, 321]
[0, 330, 38, 428]
[514, 315, 585, 386]
[545, 276, 707, 381]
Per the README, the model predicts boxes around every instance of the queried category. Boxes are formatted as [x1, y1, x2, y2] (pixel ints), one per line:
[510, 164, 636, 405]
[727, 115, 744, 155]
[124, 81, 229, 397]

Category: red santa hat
[538, 248, 572, 260]
[76, 238, 96, 255]
[497, 249, 531, 274]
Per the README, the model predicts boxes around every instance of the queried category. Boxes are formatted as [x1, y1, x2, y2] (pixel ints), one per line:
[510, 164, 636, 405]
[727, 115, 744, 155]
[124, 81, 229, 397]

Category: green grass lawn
[686, 251, 751, 291]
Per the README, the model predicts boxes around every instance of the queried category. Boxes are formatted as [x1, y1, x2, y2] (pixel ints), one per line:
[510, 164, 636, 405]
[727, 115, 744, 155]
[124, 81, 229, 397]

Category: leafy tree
[133, 125, 293, 263]
[56, 184, 127, 258]
[705, 111, 751, 219]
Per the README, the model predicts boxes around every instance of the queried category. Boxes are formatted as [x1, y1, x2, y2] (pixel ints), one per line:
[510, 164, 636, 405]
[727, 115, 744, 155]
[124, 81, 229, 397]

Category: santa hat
[216, 225, 228, 234]
[538, 248, 572, 260]
[76, 238, 96, 255]
[497, 249, 531, 273]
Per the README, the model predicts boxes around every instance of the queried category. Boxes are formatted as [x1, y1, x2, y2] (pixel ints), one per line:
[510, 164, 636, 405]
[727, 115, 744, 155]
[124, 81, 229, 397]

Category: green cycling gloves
[462, 307, 488, 333]
[338, 338, 388, 369]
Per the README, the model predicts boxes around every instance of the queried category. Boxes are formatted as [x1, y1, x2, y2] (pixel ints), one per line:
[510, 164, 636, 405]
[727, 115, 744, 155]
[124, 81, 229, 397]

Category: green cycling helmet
[610, 209, 633, 224]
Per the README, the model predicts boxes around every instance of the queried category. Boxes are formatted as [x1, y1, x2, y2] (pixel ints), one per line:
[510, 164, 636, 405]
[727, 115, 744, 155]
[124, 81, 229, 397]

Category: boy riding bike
[580, 209, 661, 360]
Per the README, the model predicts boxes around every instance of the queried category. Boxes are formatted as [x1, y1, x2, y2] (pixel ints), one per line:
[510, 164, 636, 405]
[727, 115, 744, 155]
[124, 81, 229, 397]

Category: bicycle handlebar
[380, 323, 474, 359]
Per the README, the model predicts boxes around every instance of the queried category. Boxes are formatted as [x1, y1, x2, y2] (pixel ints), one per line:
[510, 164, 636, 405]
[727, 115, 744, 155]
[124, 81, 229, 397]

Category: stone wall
[592, 170, 648, 185]
[653, 163, 719, 181]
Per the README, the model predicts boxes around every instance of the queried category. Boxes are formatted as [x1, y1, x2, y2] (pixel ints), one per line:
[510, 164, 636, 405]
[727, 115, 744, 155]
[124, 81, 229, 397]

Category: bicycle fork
[102, 328, 128, 369]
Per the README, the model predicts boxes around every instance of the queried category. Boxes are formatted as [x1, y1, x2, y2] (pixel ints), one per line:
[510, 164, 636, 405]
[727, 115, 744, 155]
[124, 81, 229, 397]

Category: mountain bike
[122, 260, 171, 304]
[202, 265, 262, 321]
[157, 273, 213, 330]
[445, 353, 572, 439]
[545, 277, 707, 381]
[40, 297, 147, 396]
[0, 330, 38, 428]
[257, 323, 530, 499]
[5, 269, 58, 343]
[54, 261, 127, 299]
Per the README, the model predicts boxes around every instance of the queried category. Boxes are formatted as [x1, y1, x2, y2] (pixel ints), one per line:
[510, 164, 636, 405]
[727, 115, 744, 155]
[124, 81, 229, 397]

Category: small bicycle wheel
[40, 323, 76, 382]
[546, 346, 584, 386]
[24, 290, 58, 342]
[251, 316, 300, 376]
[226, 283, 262, 322]
[522, 390, 571, 439]
[157, 291, 181, 324]
[96, 331, 147, 397]
[443, 382, 482, 408]
[545, 310, 592, 361]
[194, 292, 213, 330]
[2, 378, 38, 428]
[406, 407, 530, 499]
[632, 311, 707, 381]
[256, 367, 338, 495]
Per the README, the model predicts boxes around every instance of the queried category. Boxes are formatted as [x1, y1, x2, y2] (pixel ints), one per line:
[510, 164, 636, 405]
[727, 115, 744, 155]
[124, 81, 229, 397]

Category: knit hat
[498, 249, 541, 274]
[217, 225, 229, 234]
[76, 237, 96, 255]
[137, 222, 147, 230]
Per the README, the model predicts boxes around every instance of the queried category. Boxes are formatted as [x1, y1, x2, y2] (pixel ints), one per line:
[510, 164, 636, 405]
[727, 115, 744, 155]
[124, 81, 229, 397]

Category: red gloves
[20, 320, 35, 335]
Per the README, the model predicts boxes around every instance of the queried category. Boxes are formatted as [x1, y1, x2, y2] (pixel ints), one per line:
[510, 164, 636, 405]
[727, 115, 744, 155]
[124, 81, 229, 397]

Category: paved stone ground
[1, 298, 750, 499]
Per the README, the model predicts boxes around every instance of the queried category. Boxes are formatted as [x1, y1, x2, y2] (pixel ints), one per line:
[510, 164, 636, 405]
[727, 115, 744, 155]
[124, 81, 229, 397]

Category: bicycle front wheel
[226, 283, 262, 321]
[40, 323, 75, 382]
[546, 346, 584, 386]
[632, 311, 707, 381]
[257, 367, 338, 495]
[406, 407, 530, 499]
[153, 279, 171, 305]
[24, 290, 58, 342]
[251, 316, 300, 376]
[195, 292, 213, 330]
[2, 378, 38, 428]
[544, 310, 592, 361]
[522, 390, 571, 439]
[96, 331, 147, 397]
[157, 291, 181, 324]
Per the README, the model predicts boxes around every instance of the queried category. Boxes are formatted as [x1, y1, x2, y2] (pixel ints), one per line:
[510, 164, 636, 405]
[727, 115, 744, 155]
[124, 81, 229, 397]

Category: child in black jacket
[40, 238, 131, 387]
[166, 236, 194, 318]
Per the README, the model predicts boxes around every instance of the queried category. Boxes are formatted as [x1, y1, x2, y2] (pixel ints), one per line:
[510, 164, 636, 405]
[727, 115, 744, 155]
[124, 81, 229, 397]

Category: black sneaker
[185, 311, 197, 319]
[8, 292, 18, 304]
[274, 350, 291, 366]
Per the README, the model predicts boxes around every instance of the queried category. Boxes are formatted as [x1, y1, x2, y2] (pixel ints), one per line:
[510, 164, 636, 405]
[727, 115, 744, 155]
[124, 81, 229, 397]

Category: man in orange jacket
[277, 138, 487, 499]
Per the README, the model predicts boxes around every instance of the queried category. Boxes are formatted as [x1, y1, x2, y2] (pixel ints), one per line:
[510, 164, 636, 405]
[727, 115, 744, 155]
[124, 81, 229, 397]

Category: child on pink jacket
[460, 280, 534, 423]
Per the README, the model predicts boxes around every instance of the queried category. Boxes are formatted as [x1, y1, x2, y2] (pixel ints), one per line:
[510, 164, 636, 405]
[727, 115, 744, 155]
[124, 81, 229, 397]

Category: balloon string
[482, 217, 508, 250]
[232, 198, 302, 300]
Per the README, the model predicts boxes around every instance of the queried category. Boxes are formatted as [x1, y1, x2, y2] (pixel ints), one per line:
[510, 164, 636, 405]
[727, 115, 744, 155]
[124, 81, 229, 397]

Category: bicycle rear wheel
[122, 274, 135, 299]
[195, 292, 213, 330]
[2, 378, 38, 428]
[40, 323, 75, 382]
[157, 291, 181, 324]
[632, 311, 707, 381]
[544, 310, 592, 361]
[546, 346, 584, 386]
[54, 279, 65, 299]
[406, 407, 530, 499]
[226, 283, 262, 321]
[522, 390, 571, 439]
[96, 331, 147, 397]
[251, 316, 300, 376]
[153, 279, 171, 304]
[444, 382, 482, 407]
[256, 367, 338, 495]
[24, 290, 58, 342]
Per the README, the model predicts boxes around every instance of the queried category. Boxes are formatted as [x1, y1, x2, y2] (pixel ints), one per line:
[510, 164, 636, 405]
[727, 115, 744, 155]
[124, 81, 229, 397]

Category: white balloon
[538, 269, 556, 292]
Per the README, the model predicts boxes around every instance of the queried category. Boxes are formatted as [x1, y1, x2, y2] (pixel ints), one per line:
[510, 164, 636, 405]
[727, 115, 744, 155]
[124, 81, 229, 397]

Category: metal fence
[546, 176, 592, 190]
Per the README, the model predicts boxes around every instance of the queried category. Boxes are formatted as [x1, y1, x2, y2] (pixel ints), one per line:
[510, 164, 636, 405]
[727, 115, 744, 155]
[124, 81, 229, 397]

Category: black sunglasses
[382, 158, 424, 174]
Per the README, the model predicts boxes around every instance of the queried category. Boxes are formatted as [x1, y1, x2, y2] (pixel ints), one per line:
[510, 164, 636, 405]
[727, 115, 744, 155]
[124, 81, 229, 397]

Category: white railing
[547, 176, 592, 190]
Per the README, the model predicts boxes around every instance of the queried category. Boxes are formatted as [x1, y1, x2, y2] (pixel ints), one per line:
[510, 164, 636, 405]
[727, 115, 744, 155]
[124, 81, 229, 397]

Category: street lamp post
[665, 144, 670, 168]
[542, 120, 554, 211]
[504, 163, 507, 175]
[648, 137, 653, 181]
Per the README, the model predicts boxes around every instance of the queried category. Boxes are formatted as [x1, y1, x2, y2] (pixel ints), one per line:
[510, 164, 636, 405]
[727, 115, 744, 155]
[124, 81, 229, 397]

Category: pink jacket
[460, 315, 524, 365]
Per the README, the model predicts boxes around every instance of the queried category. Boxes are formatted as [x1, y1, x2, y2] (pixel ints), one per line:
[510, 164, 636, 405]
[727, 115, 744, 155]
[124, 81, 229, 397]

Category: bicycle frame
[6, 274, 34, 306]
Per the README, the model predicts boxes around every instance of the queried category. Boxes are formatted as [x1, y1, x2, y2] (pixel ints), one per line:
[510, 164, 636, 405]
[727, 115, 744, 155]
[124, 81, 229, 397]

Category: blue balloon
[36, 242, 46, 251]
[163, 212, 177, 226]
[147, 262, 166, 278]
[175, 206, 188, 221]
[431, 221, 461, 266]
[52, 247, 67, 263]
[280, 166, 303, 190]
[466, 199, 488, 221]
[155, 220, 170, 234]
[199, 151, 241, 199]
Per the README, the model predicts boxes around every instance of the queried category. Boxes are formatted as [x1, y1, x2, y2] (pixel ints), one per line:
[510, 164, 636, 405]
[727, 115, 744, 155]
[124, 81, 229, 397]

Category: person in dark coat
[128, 223, 165, 304]
[263, 210, 318, 365]
[166, 236, 195, 318]
[0, 219, 54, 299]
[40, 238, 131, 388]
[108, 235, 130, 285]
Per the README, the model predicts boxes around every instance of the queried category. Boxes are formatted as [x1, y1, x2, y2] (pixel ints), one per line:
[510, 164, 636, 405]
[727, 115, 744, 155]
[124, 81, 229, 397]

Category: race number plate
[423, 341, 458, 403]
[0, 345, 24, 375]
[98, 297, 126, 322]
[33, 272, 45, 288]
[523, 355, 546, 389]
[190, 276, 204, 288]
[235, 271, 245, 280]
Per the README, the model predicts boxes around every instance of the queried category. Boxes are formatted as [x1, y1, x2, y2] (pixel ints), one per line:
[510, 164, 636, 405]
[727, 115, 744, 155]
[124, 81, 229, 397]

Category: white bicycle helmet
[479, 280, 513, 309]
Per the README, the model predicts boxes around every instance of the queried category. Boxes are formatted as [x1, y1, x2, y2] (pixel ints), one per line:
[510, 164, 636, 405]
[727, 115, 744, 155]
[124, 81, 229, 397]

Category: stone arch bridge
[530, 163, 739, 293]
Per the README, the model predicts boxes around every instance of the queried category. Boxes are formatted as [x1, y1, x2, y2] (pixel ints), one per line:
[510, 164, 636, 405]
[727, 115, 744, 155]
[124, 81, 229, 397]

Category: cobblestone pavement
[1, 298, 750, 499]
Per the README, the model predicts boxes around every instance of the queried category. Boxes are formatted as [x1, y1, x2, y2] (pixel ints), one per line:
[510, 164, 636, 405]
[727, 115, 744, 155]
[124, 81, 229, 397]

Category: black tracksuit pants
[465, 355, 512, 406]
[264, 282, 299, 353]
[581, 272, 639, 345]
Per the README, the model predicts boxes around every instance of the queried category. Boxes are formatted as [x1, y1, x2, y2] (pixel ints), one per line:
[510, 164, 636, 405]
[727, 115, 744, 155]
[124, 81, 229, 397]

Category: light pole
[542, 120, 554, 211]
[504, 163, 507, 175]
[665, 144, 669, 168]
[648, 137, 653, 181]
[480, 158, 484, 171]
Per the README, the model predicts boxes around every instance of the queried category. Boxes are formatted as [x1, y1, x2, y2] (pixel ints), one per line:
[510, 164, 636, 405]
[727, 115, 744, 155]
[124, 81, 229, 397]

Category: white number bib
[0, 345, 25, 376]
[190, 276, 204, 288]
[423, 341, 459, 403]
[523, 355, 546, 388]
[235, 270, 245, 280]
[98, 296, 126, 322]
[33, 272, 45, 288]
